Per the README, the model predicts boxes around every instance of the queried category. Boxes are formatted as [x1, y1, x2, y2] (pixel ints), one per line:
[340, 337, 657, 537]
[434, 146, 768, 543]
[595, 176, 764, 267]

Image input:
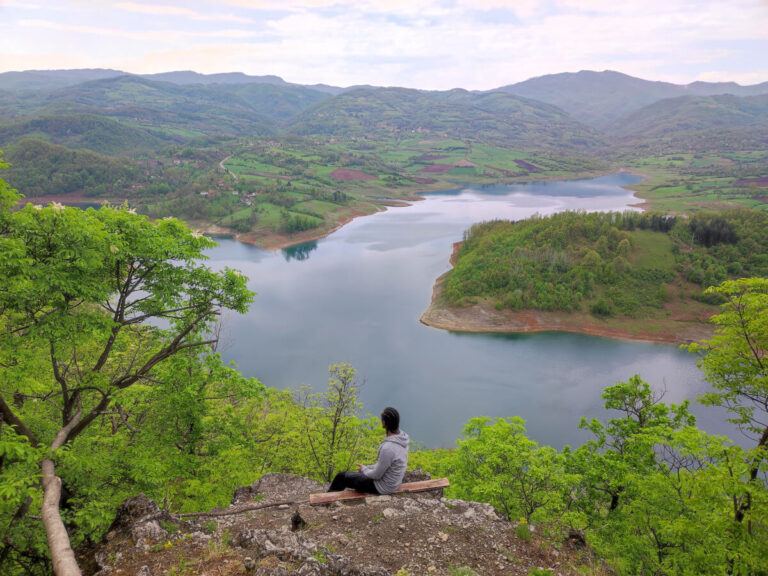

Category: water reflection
[282, 240, 318, 262]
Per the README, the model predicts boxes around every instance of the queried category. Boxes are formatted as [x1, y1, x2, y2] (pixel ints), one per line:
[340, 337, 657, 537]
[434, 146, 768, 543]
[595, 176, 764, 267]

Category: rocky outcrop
[84, 472, 589, 576]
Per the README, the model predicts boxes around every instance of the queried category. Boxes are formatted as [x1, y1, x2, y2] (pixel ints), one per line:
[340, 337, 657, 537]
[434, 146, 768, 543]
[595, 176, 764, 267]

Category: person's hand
[356, 463, 363, 472]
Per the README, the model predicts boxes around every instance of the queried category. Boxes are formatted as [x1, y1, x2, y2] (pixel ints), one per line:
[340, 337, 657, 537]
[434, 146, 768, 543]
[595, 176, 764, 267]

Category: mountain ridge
[496, 69, 768, 127]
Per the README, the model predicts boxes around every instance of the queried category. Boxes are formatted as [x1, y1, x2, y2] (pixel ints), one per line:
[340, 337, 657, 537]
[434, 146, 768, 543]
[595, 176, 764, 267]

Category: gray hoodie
[360, 430, 410, 495]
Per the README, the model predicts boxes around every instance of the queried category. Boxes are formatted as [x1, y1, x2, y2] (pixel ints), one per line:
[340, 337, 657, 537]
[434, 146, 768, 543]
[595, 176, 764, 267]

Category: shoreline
[33, 168, 641, 252]
[194, 195, 425, 251]
[224, 167, 633, 251]
[35, 173, 709, 343]
[419, 270, 714, 345]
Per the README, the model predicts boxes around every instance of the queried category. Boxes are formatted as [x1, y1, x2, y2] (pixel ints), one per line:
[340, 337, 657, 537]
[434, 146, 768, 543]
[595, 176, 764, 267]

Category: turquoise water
[205, 174, 735, 448]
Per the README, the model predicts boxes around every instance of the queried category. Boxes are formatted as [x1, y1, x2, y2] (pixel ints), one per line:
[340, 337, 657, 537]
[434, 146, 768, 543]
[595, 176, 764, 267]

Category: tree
[450, 417, 577, 527]
[299, 363, 378, 482]
[689, 278, 768, 446]
[571, 376, 767, 575]
[0, 160, 253, 575]
[688, 277, 768, 525]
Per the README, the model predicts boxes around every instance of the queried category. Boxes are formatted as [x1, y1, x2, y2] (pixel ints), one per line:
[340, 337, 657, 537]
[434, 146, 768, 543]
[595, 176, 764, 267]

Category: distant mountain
[497, 70, 768, 128]
[0, 69, 124, 91]
[141, 70, 288, 86]
[0, 69, 359, 97]
[607, 93, 768, 152]
[684, 80, 768, 97]
[288, 87, 602, 151]
[0, 75, 336, 150]
[3, 68, 766, 159]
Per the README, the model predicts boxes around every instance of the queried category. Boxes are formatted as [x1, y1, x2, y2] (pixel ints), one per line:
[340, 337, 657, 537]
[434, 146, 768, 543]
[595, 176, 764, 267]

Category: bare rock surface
[82, 473, 596, 576]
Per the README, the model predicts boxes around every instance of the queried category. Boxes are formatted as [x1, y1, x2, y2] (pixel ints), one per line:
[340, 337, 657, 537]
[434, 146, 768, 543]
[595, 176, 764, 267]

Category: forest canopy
[442, 209, 768, 317]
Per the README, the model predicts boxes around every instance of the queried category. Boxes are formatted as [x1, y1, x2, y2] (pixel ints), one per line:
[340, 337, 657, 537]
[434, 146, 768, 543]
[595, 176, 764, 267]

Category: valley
[1, 69, 766, 251]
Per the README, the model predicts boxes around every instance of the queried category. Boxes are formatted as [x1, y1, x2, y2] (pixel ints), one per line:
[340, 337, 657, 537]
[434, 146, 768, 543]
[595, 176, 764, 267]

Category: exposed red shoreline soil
[201, 205, 386, 251]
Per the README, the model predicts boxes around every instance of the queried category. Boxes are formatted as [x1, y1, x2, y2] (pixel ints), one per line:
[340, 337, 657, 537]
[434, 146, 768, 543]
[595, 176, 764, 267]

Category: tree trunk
[41, 414, 83, 576]
[41, 458, 82, 576]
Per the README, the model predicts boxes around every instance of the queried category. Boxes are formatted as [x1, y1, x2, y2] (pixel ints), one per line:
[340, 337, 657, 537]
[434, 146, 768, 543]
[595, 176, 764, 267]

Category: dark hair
[381, 407, 400, 433]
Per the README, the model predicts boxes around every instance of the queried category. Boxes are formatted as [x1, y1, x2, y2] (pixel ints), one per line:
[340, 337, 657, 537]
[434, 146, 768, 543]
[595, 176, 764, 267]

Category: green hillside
[1, 68, 767, 240]
[3, 138, 138, 197]
[443, 209, 768, 318]
[0, 75, 303, 138]
[499, 69, 768, 127]
[608, 94, 768, 151]
[0, 113, 175, 154]
[288, 87, 603, 151]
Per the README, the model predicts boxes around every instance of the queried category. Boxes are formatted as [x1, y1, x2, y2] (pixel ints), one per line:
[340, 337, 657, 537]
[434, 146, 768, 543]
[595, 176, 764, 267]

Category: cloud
[3, 0, 767, 89]
[115, 2, 254, 23]
[19, 19, 259, 41]
[0, 1, 40, 7]
[0, 51, 90, 71]
[456, 0, 543, 19]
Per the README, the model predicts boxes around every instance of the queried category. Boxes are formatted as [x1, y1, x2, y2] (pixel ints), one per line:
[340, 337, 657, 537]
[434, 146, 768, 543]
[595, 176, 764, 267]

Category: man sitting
[327, 407, 409, 495]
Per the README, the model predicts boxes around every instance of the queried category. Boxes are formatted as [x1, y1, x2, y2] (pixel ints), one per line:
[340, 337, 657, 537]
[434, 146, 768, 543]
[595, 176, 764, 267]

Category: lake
[205, 174, 736, 448]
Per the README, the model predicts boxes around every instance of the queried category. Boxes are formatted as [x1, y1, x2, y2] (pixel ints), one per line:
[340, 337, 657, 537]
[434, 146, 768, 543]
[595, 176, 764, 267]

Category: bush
[590, 298, 613, 317]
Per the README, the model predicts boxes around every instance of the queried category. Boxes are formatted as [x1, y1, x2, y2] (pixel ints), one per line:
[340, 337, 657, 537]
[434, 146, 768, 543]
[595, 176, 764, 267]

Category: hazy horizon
[3, 67, 767, 93]
[1, 0, 766, 91]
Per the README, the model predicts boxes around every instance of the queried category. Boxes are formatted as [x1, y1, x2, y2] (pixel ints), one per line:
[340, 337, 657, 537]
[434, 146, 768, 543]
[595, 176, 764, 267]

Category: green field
[626, 150, 768, 212]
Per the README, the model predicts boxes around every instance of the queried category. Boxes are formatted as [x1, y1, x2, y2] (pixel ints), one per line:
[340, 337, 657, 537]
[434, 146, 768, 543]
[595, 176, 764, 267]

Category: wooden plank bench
[310, 478, 449, 505]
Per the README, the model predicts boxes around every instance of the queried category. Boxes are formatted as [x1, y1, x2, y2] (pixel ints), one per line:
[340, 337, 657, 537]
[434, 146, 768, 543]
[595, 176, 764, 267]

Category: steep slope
[497, 70, 768, 128]
[288, 87, 602, 151]
[3, 138, 137, 197]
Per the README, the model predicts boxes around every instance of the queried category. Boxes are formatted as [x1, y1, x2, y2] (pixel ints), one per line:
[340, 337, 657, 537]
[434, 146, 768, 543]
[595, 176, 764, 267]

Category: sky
[0, 0, 767, 90]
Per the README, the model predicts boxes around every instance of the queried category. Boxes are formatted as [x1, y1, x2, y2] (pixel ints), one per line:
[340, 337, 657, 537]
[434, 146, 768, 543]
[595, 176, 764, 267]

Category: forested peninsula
[422, 210, 768, 343]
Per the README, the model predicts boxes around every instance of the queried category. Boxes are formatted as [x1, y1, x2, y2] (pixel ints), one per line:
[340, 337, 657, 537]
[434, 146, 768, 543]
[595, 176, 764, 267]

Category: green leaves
[299, 363, 379, 482]
[0, 167, 257, 574]
[448, 417, 579, 528]
[412, 370, 768, 575]
[688, 278, 768, 434]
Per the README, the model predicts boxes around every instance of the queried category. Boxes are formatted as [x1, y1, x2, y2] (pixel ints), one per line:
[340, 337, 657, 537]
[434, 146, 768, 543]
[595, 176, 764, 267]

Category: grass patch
[629, 230, 675, 271]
